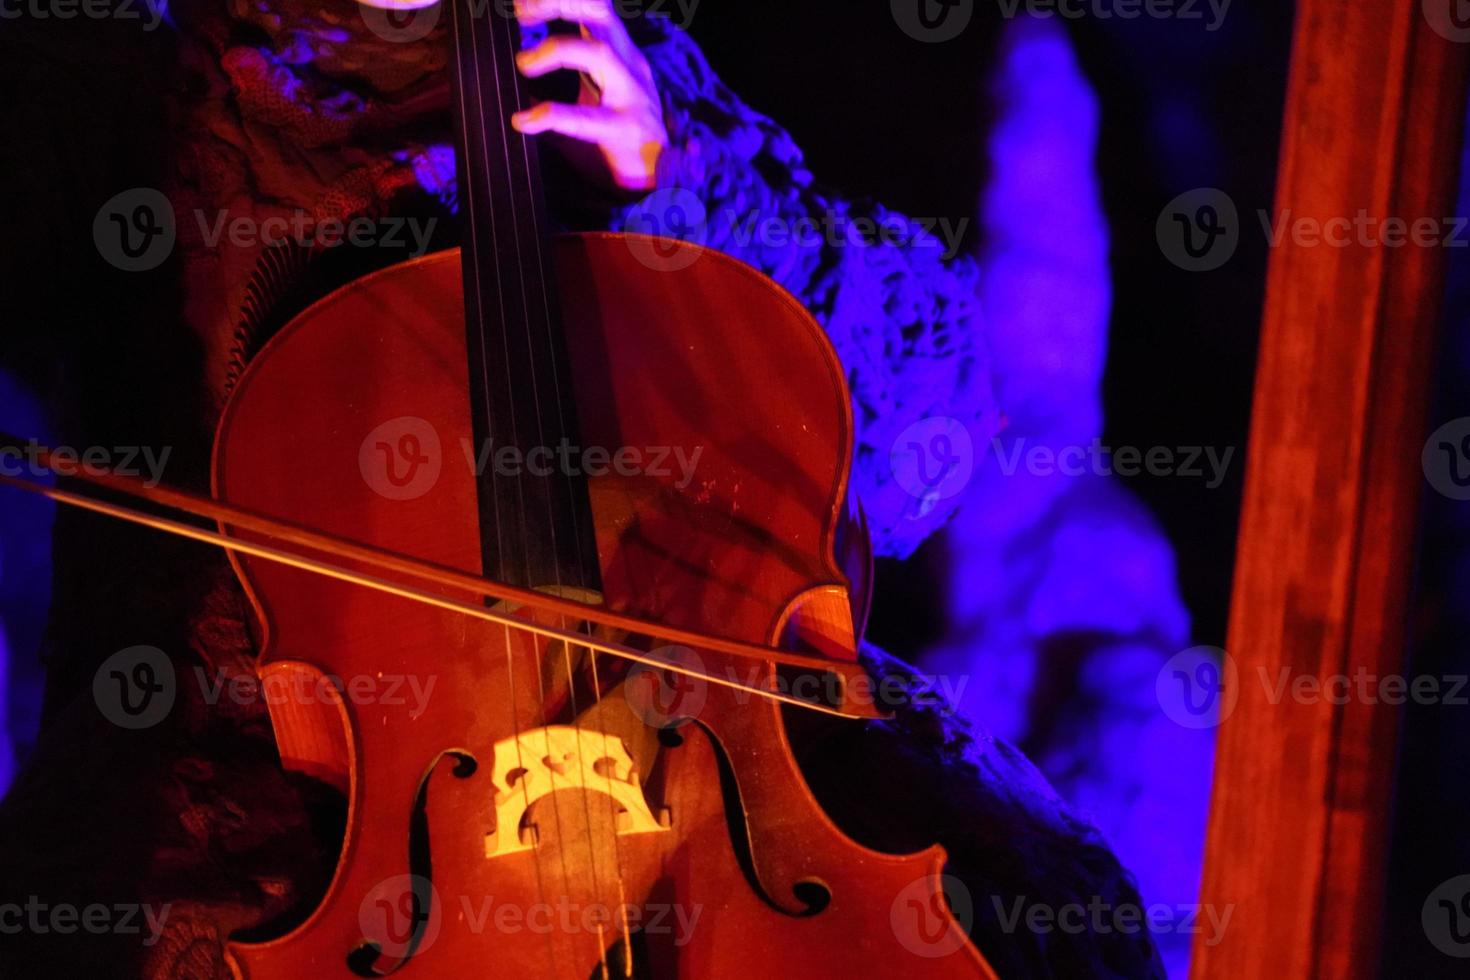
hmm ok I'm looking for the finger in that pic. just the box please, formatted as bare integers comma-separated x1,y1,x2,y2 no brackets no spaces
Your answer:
511,102,628,144
516,37,638,104
514,0,617,29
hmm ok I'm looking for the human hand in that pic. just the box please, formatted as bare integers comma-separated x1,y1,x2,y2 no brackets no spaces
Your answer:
512,0,669,192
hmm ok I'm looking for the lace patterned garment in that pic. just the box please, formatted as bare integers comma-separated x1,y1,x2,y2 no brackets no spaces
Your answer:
169,0,1001,559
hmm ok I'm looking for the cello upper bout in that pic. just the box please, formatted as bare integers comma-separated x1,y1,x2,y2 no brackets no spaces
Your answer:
557,232,860,643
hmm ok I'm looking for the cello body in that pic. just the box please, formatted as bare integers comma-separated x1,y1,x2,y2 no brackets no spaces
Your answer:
215,233,994,978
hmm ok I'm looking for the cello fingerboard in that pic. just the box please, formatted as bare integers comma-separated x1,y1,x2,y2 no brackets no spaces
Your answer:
448,0,602,593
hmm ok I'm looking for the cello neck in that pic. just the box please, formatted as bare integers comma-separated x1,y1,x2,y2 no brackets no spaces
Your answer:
447,0,600,592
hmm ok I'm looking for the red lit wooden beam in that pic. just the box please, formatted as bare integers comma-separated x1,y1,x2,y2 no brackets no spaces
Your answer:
1194,3,1468,977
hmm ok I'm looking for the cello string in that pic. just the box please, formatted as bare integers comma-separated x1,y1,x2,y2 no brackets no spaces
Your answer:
506,1,625,936
457,0,510,588
492,3,614,959
457,0,563,962
585,645,635,974
514,3,592,619
480,0,556,601
479,5,599,957
504,10,635,966
496,10,625,971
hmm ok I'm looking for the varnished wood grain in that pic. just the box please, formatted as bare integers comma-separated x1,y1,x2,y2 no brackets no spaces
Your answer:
213,236,995,978
1193,4,1468,977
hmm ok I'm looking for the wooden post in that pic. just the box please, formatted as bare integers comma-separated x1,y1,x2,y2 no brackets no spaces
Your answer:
1192,2,1468,977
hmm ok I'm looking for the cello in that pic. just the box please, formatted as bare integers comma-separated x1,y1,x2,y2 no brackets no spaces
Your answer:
7,1,999,976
